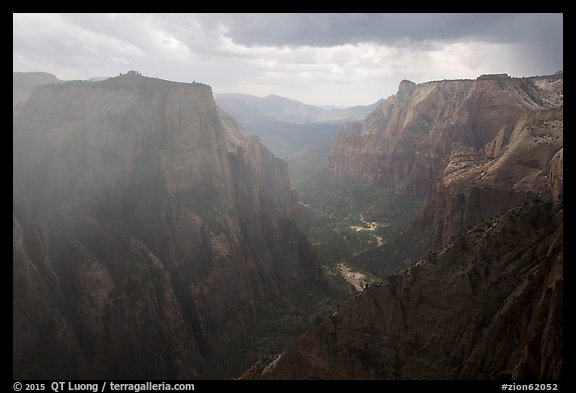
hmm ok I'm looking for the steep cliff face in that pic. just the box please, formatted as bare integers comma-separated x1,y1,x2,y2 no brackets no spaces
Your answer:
244,201,563,380
427,105,562,247
328,75,562,197
328,75,562,253
13,73,324,379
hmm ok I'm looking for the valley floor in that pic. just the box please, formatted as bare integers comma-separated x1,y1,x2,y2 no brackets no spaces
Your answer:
337,262,379,291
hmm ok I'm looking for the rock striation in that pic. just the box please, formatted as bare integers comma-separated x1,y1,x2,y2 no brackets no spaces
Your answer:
328,75,562,196
13,72,324,379
244,200,563,379
328,74,562,253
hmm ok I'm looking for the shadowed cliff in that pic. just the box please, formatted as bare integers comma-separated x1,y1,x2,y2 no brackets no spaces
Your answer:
244,200,562,379
13,72,324,379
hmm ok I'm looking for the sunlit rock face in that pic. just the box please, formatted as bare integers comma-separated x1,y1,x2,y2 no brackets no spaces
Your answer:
13,72,324,379
328,74,562,249
328,75,562,196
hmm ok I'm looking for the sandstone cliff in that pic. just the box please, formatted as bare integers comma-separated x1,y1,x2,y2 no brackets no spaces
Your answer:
13,72,324,379
244,200,563,380
328,75,562,198
328,75,562,262
427,105,562,247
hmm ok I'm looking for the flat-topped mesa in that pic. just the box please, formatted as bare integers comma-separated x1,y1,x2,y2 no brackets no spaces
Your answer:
15,73,228,208
328,74,562,197
477,73,510,80
13,72,323,379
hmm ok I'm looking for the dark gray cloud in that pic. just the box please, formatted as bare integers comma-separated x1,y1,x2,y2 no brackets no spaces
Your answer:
194,13,562,47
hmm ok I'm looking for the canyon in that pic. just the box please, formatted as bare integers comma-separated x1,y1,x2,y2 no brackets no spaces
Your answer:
328,74,563,276
243,73,563,380
244,199,563,379
13,71,563,380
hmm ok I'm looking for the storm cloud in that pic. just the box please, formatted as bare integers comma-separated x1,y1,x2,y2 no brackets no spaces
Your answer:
192,13,558,46
13,13,563,106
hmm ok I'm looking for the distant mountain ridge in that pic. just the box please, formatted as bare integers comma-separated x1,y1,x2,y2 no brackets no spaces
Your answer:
215,92,384,125
13,72,62,114
213,93,385,185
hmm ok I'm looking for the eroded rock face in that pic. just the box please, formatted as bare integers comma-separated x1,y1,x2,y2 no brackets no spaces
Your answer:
328,75,562,198
426,105,563,247
13,73,324,379
328,75,562,253
244,201,563,380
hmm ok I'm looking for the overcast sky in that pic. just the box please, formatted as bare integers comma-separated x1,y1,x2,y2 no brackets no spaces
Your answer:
13,13,563,106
